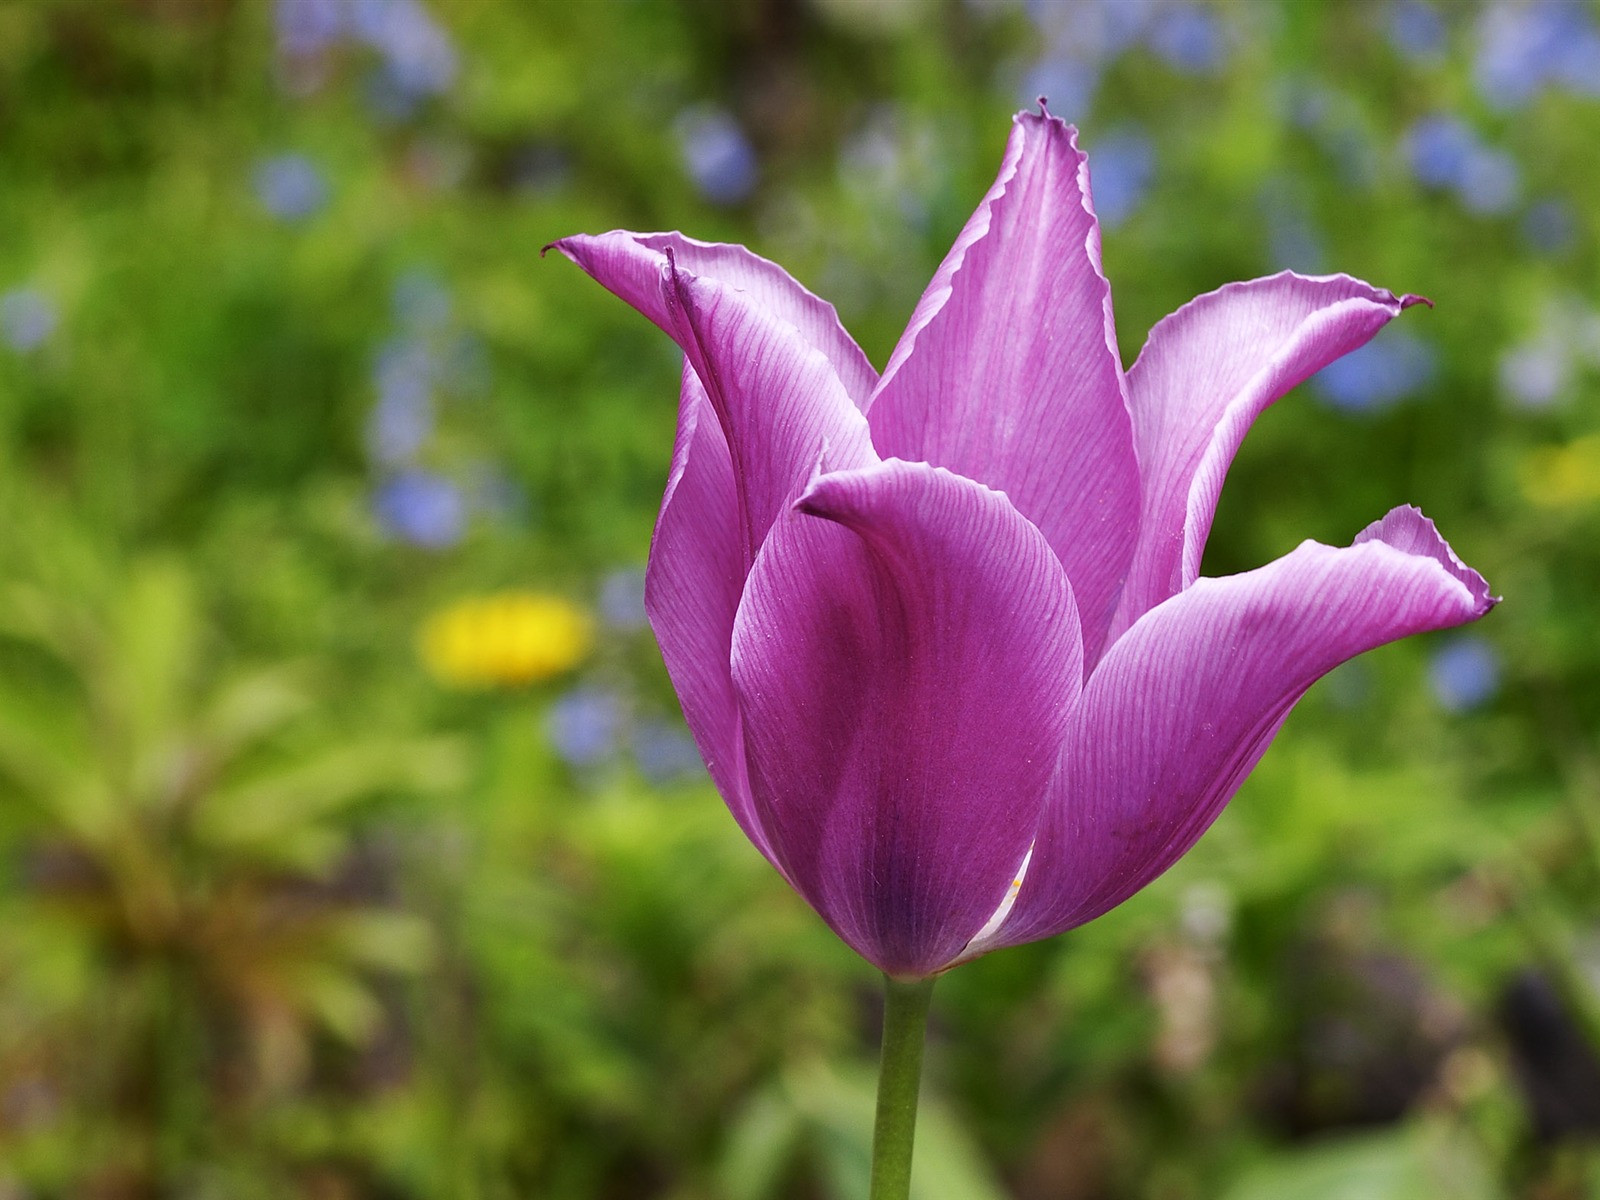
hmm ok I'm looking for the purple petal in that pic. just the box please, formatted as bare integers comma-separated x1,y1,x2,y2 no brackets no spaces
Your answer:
867,111,1140,665
985,507,1496,952
548,231,878,409
731,460,1083,977
645,365,779,866
550,232,877,566
1110,272,1428,642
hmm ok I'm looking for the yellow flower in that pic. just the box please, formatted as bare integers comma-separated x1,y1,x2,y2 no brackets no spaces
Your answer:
419,592,593,689
1518,434,1600,509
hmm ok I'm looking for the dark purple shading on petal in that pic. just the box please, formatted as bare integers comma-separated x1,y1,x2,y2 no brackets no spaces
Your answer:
989,507,1495,951
866,111,1140,666
1111,272,1428,644
551,232,877,567
732,460,1083,977
644,364,779,868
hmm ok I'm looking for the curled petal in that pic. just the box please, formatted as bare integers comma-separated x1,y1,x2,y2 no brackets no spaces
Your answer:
645,365,776,866
549,231,879,408
990,506,1496,950
867,111,1140,664
1111,272,1429,642
731,461,1083,976
551,232,878,565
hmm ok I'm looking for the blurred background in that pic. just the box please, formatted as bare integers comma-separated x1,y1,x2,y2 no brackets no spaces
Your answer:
0,0,1597,1196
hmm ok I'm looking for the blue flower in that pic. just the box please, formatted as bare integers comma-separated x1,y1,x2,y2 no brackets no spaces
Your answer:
274,0,346,59
1267,210,1324,272
1086,129,1154,228
367,337,436,465
631,718,705,785
1497,339,1571,409
598,568,648,632
1312,329,1437,413
1019,56,1100,123
1521,198,1578,255
546,688,625,768
274,0,456,104
1146,4,1229,74
675,105,758,206
373,469,465,547
0,288,57,352
1402,115,1478,189
349,0,457,98
253,153,328,221
1428,637,1501,712
1475,0,1600,109
1455,145,1522,216
1388,0,1447,61
1027,0,1156,65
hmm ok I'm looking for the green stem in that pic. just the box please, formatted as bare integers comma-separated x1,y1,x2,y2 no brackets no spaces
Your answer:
870,974,936,1200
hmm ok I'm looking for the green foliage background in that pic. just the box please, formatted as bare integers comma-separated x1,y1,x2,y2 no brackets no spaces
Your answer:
0,0,1597,1196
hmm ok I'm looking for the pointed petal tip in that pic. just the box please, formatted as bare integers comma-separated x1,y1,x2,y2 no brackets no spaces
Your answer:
1400,293,1433,310
1355,504,1498,615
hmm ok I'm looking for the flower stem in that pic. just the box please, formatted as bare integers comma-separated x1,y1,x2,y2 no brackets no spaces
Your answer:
869,973,936,1200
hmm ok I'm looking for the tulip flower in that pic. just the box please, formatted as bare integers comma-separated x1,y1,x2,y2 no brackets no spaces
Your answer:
550,108,1495,1197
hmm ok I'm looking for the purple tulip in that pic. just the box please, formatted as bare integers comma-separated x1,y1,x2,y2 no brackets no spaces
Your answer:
548,110,1496,979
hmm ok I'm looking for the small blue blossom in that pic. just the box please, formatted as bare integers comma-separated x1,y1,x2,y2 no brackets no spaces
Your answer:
1312,329,1437,414
1456,146,1522,216
546,688,626,768
348,0,458,97
252,153,328,221
1388,0,1447,61
274,0,346,59
1554,24,1600,95
1146,4,1229,74
1497,339,1571,409
631,718,705,785
1019,56,1100,123
1521,198,1578,255
1428,637,1501,712
1474,0,1600,109
598,568,649,632
1402,115,1478,189
274,0,456,104
1086,129,1154,228
1028,0,1155,64
0,288,57,352
675,105,758,206
367,337,436,465
1268,211,1324,272
373,469,465,547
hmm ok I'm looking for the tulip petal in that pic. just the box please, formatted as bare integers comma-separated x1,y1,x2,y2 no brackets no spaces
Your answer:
731,460,1083,977
549,231,879,408
1110,272,1428,642
866,111,1140,663
645,364,777,865
552,232,878,566
987,506,1496,951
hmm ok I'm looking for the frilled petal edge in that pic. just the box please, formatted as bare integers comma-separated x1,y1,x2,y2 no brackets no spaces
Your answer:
731,460,1083,977
983,505,1496,953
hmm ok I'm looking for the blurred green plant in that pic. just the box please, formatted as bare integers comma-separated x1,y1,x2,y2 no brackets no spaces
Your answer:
0,0,1599,1195
0,520,459,1192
